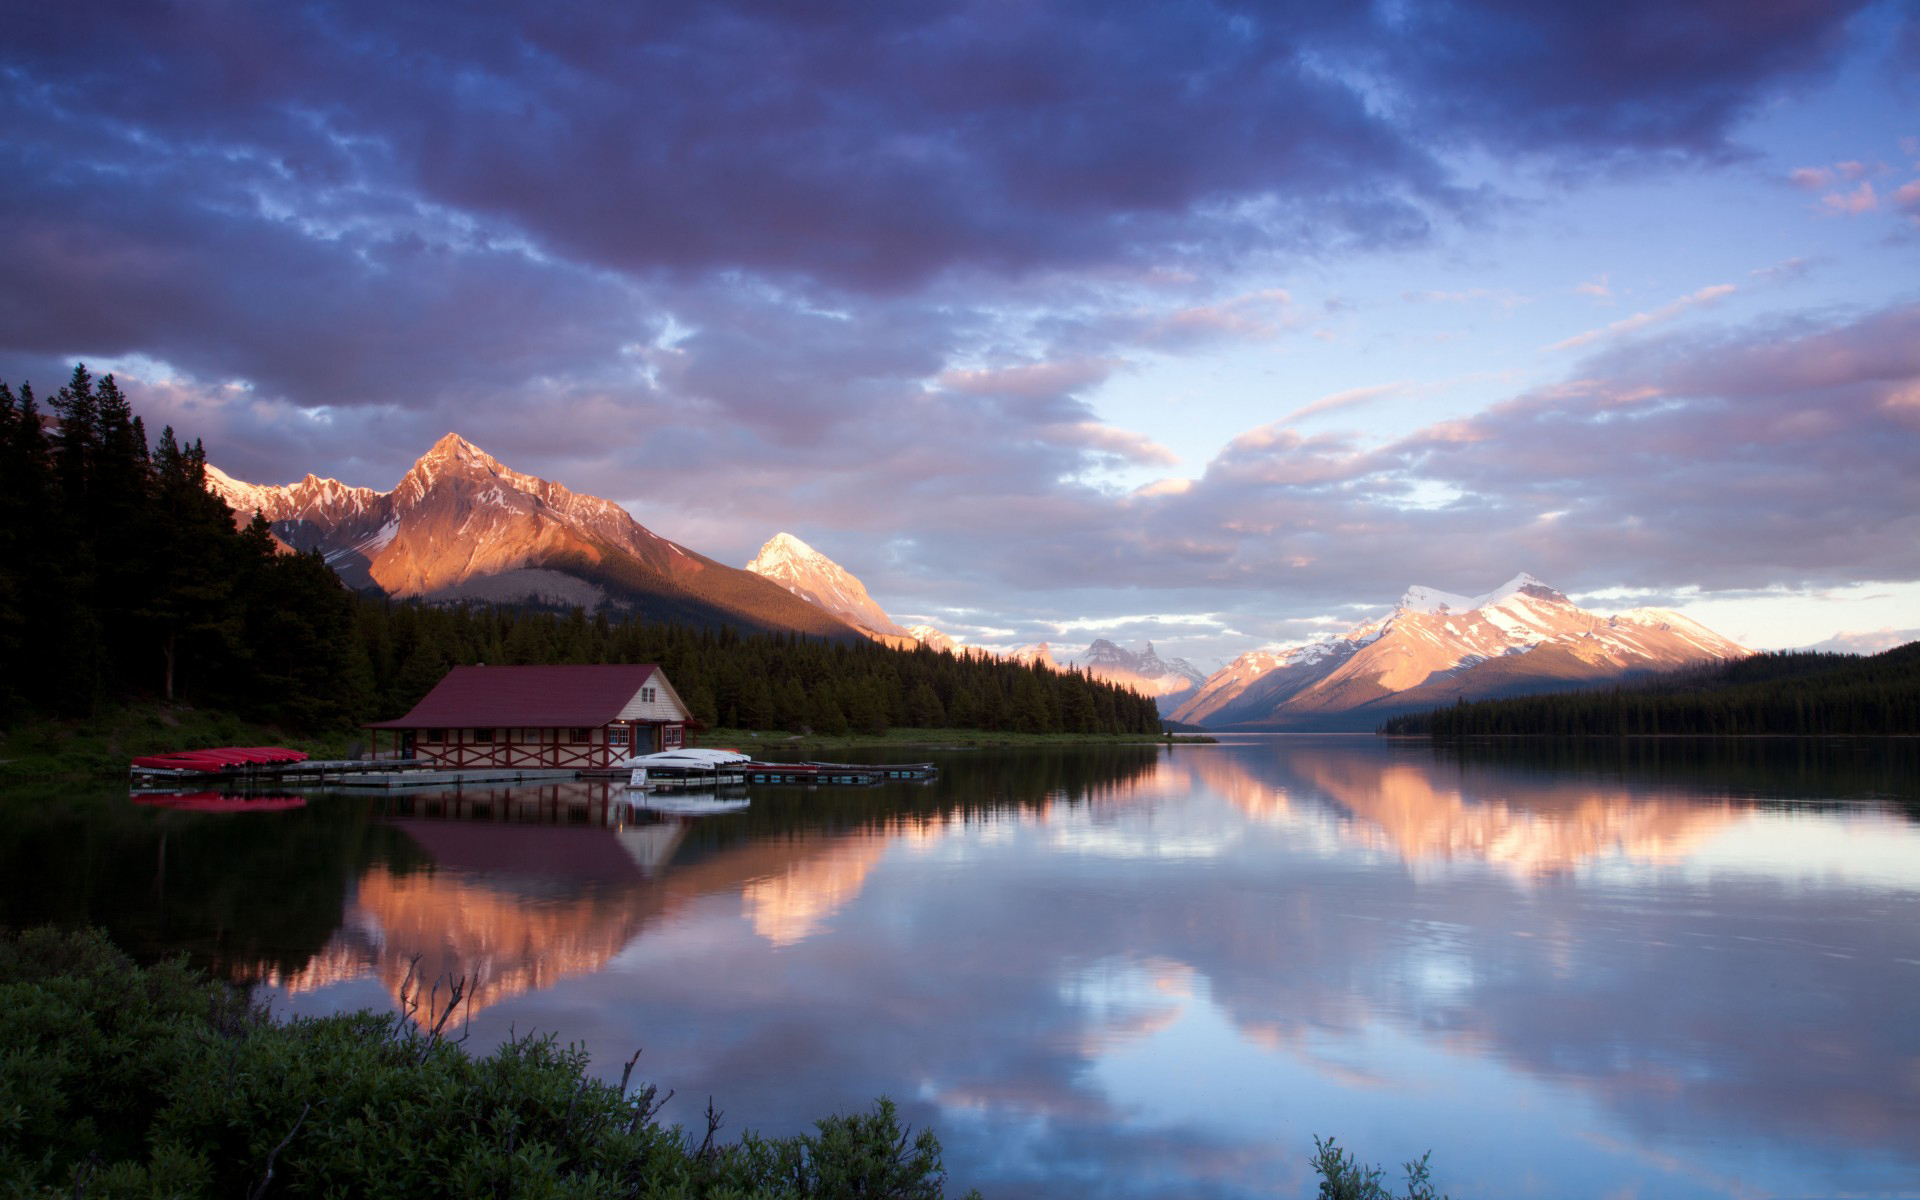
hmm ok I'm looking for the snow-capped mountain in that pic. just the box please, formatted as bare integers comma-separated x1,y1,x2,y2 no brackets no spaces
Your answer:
907,624,958,654
1006,642,1058,668
743,531,964,652
208,434,862,639
1172,572,1749,730
744,533,913,640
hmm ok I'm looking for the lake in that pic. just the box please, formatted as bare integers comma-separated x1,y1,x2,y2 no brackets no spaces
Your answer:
6,735,1918,1198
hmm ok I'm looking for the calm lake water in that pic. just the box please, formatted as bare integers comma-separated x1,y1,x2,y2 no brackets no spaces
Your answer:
6,735,1919,1199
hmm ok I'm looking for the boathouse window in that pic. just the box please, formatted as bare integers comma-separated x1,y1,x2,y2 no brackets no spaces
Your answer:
426,729,444,743
608,726,630,746
663,725,683,748
474,728,494,743
569,727,590,743
640,686,656,704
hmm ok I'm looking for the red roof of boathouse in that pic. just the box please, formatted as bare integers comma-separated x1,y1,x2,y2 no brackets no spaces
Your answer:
366,664,665,730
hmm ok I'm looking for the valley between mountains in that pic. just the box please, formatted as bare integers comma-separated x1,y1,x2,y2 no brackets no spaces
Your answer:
212,433,1750,732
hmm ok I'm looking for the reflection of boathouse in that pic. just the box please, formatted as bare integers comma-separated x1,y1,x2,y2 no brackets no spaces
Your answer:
367,663,696,768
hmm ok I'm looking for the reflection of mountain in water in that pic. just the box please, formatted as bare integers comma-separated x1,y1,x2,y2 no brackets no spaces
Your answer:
1289,751,1740,876
265,783,684,1015
1165,742,1743,875
267,788,969,1013
265,750,1176,1015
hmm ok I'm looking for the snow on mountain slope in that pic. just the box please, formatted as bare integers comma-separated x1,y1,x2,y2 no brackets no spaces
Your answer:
1173,573,1748,730
907,624,958,654
208,435,862,639
745,532,912,639
743,531,971,653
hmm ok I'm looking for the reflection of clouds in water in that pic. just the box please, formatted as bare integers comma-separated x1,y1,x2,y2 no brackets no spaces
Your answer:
259,741,1920,1199
1661,809,1920,892
741,836,890,947
1059,956,1196,1055
1047,824,1240,860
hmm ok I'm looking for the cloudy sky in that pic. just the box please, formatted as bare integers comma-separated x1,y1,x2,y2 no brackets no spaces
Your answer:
5,0,1918,663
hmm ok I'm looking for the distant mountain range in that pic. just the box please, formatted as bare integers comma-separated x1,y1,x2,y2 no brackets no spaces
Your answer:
743,533,1208,708
209,438,1752,724
1172,573,1749,730
207,434,862,640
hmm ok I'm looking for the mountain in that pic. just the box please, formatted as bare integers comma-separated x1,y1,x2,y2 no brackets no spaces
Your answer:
207,433,864,640
906,624,958,654
743,532,914,644
1069,640,1209,712
743,531,969,653
1172,572,1749,730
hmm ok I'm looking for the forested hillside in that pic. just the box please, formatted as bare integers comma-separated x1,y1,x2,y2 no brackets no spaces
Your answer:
0,366,1159,738
1382,644,1920,736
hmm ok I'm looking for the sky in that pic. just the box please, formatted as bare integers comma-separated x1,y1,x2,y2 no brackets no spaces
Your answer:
4,0,1918,665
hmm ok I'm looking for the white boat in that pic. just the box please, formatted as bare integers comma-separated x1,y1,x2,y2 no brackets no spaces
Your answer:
618,747,752,791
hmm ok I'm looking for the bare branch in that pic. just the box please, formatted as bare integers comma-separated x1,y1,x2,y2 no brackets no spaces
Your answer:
246,1102,310,1200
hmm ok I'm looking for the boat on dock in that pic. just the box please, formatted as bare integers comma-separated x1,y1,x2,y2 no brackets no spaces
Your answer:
616,747,751,790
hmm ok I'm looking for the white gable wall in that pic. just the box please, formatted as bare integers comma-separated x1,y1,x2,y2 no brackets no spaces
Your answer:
615,670,693,723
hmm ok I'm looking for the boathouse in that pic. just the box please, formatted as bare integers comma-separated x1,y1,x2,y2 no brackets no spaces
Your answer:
366,664,695,769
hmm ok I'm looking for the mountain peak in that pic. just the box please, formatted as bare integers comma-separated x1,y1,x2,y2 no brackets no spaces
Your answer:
1174,574,1748,730
426,428,487,456
745,532,911,640
1401,572,1565,614
753,531,823,567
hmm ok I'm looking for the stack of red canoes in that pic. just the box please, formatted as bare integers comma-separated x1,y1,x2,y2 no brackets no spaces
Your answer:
129,746,310,771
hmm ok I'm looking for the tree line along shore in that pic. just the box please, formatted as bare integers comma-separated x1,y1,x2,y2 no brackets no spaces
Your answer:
1380,642,1920,737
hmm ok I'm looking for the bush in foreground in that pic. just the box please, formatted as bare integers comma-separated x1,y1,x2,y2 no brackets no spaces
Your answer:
0,927,974,1199
1310,1135,1449,1200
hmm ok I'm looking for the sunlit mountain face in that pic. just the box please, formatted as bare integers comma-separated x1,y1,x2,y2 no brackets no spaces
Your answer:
1174,573,1749,729
206,436,862,638
743,531,924,648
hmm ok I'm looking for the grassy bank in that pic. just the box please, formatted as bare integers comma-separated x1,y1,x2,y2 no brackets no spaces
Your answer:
698,726,1214,753
0,704,361,782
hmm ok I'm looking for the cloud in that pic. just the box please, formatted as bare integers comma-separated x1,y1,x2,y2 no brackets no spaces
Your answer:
1798,628,1920,653
1546,284,1737,352
1821,180,1881,214
1,0,1906,659
970,300,1920,648
1278,383,1406,425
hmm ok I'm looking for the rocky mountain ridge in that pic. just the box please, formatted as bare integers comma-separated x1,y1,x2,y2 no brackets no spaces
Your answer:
208,443,1753,720
208,434,863,640
1172,572,1749,730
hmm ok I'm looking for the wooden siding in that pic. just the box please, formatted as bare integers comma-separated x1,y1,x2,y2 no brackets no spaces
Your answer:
615,677,692,723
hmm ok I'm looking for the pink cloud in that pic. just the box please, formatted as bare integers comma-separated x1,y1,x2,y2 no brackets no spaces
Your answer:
1279,383,1407,425
1820,181,1880,214
1547,284,1737,352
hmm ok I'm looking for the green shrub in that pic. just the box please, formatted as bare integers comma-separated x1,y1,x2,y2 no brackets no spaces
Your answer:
1311,1135,1449,1200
